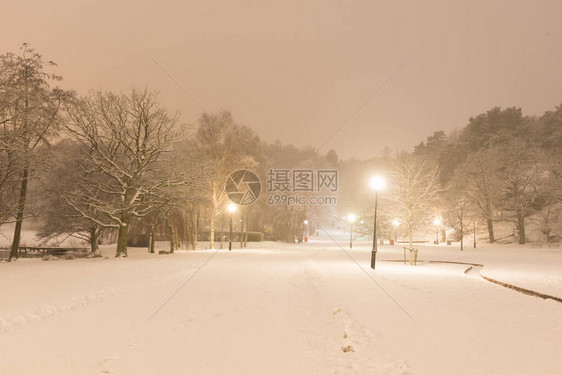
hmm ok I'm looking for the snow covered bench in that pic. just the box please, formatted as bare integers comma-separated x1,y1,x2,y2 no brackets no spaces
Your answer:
530,243,543,248
547,243,560,248
17,246,87,257
403,247,419,266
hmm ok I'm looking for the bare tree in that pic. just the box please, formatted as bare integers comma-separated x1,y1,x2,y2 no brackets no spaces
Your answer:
0,122,21,224
0,43,72,260
539,154,562,242
442,188,475,250
495,140,547,244
390,157,442,253
64,88,182,257
449,148,502,243
195,111,258,249
35,139,105,256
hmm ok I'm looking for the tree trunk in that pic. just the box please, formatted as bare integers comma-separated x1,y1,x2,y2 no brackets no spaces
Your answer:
240,213,243,248
186,217,195,250
148,224,155,253
486,218,495,243
115,223,129,257
209,214,215,249
460,213,464,251
484,195,495,243
90,227,101,256
517,213,526,244
194,203,200,245
408,229,414,265
168,221,175,253
9,165,29,260
148,232,154,253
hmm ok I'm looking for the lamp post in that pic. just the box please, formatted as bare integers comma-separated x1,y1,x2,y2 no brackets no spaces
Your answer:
434,218,441,245
369,176,386,269
347,213,357,249
392,219,400,243
227,203,237,251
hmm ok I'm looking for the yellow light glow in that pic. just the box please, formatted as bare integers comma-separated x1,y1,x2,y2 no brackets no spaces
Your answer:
369,175,386,191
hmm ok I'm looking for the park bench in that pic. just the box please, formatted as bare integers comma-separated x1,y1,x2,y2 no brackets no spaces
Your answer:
17,246,87,257
547,243,560,249
403,247,419,266
530,243,543,248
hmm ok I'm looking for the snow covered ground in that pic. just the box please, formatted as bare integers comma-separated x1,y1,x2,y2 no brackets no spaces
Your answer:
1,233,561,374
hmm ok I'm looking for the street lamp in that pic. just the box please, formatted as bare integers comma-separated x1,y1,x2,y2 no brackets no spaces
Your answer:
433,218,441,245
347,213,357,249
227,203,237,251
392,219,400,243
369,175,386,269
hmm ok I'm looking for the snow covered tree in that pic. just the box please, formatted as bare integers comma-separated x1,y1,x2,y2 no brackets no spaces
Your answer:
390,157,442,251
460,107,529,151
442,183,476,250
0,116,21,225
64,88,182,257
0,44,72,260
35,139,105,256
537,103,562,152
450,147,502,243
195,111,260,249
495,140,547,244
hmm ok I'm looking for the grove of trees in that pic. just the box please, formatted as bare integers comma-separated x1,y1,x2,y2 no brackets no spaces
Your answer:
1,44,562,262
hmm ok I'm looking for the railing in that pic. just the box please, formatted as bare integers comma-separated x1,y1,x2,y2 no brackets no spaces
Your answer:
403,247,419,266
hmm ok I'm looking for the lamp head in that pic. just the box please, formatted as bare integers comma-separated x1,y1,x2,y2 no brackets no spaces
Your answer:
227,203,238,213
347,213,357,223
369,175,386,191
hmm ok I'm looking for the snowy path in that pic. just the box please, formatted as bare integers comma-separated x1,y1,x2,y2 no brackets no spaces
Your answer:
1,239,561,374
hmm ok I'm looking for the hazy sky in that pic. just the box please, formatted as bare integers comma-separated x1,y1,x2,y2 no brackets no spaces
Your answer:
2,0,561,159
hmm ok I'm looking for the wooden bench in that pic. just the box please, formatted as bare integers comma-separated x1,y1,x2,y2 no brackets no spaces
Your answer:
17,246,88,257
403,247,419,266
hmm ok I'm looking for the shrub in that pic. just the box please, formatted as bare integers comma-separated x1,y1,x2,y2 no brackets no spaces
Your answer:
42,254,59,261
246,232,264,242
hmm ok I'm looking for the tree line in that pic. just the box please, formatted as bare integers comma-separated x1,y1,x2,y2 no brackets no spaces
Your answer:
338,107,562,248
417,105,562,245
0,44,339,259
2,44,561,261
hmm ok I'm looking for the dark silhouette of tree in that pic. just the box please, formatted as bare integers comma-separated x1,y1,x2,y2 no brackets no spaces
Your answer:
0,44,72,260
